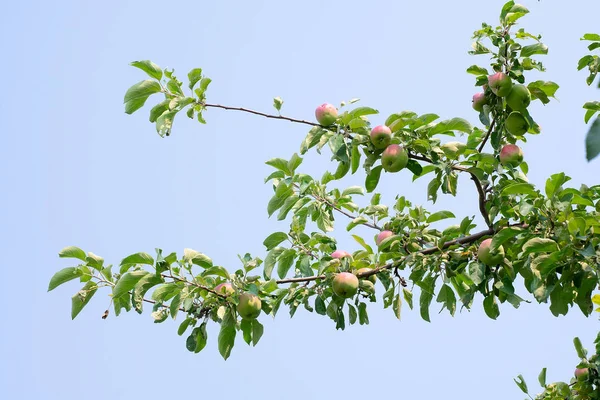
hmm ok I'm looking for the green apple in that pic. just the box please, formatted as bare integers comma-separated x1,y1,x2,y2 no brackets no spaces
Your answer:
370,125,392,149
499,144,524,167
477,238,505,265
506,84,531,111
214,282,235,296
505,111,530,136
356,267,377,284
315,103,338,126
488,72,513,97
381,144,408,172
472,92,487,111
332,272,359,298
237,292,262,320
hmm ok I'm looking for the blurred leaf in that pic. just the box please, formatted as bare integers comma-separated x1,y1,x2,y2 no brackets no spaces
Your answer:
586,117,600,161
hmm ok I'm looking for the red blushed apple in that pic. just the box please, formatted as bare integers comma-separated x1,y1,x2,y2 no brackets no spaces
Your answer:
488,72,513,97
499,144,524,167
331,250,351,259
332,272,359,298
370,125,392,149
381,144,408,172
237,292,262,320
214,282,235,296
376,230,393,246
315,103,338,126
506,84,531,111
477,238,505,265
574,368,589,380
505,111,529,136
472,92,487,112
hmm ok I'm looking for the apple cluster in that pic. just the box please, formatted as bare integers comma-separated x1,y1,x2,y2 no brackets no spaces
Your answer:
473,72,529,168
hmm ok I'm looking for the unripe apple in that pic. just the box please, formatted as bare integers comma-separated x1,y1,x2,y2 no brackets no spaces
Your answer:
370,125,392,149
574,368,589,381
356,267,377,284
214,282,235,296
441,141,466,159
505,111,530,136
488,72,513,97
472,92,487,112
381,144,408,172
315,103,338,126
506,84,531,111
499,144,524,167
477,238,505,265
359,279,375,294
237,292,262,320
331,250,351,259
332,272,359,298
376,230,394,246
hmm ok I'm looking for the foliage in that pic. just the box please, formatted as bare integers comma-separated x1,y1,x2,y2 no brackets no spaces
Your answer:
579,33,600,161
49,2,599,397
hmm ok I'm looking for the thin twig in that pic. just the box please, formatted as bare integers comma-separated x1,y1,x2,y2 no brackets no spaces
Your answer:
477,117,497,153
202,103,323,128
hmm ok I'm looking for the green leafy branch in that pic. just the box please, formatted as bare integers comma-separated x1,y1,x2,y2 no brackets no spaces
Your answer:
578,33,600,161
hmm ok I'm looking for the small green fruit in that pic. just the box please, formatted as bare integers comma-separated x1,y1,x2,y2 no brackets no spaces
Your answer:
488,72,513,97
505,84,531,111
237,292,262,320
477,238,505,265
499,144,524,167
505,112,530,136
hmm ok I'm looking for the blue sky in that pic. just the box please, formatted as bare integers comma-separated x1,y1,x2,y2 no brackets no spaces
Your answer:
1,1,599,398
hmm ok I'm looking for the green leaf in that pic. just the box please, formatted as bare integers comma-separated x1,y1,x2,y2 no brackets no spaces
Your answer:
358,302,369,325
349,106,378,118
490,227,522,252
267,181,294,217
120,252,154,267
130,60,162,80
573,337,587,358
514,375,529,394
418,276,435,322
436,284,456,316
71,281,98,319
48,267,83,291
263,232,288,251
342,186,364,196
124,80,161,114
365,166,383,193
273,96,284,112
183,248,213,269
466,65,489,75
538,368,546,387
520,43,548,58
188,68,202,90
58,246,87,261
218,312,236,360
351,144,361,173
427,177,441,203
252,319,264,346
277,249,296,279
501,183,537,197
522,238,559,256
393,293,402,320
149,100,170,122
287,153,302,174
427,211,455,223
178,318,194,336
403,288,413,309
545,172,570,198
347,216,368,232
315,296,326,315
201,266,230,280
265,158,291,175
264,247,284,280
582,33,600,41
527,81,559,105
194,323,208,353
586,117,600,161
429,118,472,135
113,270,151,299
240,318,252,345
151,283,181,302
483,294,500,320
155,110,176,137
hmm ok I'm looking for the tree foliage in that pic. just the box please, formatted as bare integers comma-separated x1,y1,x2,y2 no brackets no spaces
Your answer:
49,2,599,398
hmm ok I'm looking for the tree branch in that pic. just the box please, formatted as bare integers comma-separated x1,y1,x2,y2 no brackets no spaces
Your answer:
275,224,526,284
477,117,497,153
202,103,323,128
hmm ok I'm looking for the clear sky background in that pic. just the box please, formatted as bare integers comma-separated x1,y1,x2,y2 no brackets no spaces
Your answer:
1,1,599,399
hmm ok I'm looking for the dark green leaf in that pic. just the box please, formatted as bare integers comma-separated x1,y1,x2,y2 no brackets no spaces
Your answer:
538,368,546,387
483,294,500,320
427,210,455,223
263,232,288,251
218,312,236,360
120,252,154,267
71,281,98,319
365,166,383,193
514,375,529,394
277,249,296,279
252,319,264,346
113,270,151,299
586,117,600,161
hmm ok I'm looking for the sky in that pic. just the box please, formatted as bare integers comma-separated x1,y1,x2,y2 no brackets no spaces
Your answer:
1,0,599,399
